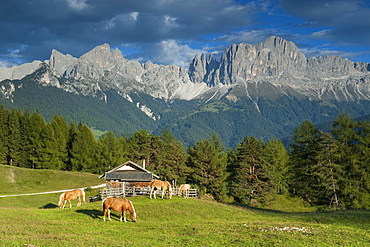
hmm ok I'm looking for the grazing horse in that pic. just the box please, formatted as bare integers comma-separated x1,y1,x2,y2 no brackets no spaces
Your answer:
102,197,137,222
178,184,191,198
149,179,172,199
58,189,85,209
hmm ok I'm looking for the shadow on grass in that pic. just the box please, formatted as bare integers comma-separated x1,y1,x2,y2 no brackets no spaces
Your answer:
76,209,102,220
39,203,59,209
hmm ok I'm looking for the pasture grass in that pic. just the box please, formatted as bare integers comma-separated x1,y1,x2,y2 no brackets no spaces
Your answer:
0,165,369,246
0,196,369,246
0,164,103,195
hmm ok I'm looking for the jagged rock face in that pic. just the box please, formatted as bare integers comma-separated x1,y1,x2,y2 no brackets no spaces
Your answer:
187,36,370,101
0,60,43,82
1,36,370,102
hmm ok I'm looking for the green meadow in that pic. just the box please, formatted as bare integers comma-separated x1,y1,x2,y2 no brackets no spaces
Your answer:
0,165,369,246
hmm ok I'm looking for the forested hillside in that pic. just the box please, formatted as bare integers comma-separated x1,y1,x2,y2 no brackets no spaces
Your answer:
3,66,370,148
1,105,370,209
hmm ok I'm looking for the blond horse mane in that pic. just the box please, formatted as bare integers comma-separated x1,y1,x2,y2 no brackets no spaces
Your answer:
58,192,66,207
128,200,136,219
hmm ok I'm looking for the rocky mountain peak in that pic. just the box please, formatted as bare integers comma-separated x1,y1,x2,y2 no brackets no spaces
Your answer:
188,35,309,86
48,49,78,76
2,36,370,103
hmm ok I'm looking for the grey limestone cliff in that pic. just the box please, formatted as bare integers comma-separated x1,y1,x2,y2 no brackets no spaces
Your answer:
1,36,370,102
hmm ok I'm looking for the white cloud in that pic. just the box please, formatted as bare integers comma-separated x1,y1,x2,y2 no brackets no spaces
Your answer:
149,40,205,68
65,0,88,10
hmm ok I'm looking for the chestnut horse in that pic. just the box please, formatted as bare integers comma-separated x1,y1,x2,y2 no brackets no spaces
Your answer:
178,184,191,198
149,179,172,199
102,197,137,222
58,189,85,209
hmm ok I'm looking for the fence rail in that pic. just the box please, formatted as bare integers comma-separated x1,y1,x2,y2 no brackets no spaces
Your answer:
100,186,199,200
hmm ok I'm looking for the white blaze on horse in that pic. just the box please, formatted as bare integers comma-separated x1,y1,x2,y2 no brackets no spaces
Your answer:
58,189,86,209
178,184,191,198
149,179,172,199
102,197,137,222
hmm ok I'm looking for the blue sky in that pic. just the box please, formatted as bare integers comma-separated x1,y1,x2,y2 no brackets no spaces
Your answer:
1,0,370,68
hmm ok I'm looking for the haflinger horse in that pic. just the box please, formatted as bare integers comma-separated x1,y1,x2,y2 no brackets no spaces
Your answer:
102,197,137,222
149,179,172,199
178,184,191,198
58,189,86,209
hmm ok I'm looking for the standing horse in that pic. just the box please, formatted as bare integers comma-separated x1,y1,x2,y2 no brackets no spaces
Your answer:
149,179,172,199
58,189,85,209
178,184,191,198
102,197,137,222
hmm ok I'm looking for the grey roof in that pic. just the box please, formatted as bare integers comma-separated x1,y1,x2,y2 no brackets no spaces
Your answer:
105,171,154,181
99,160,159,180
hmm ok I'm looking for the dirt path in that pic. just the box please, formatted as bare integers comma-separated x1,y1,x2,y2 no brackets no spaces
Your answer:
0,184,106,198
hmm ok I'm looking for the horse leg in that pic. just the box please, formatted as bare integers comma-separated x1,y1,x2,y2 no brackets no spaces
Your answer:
62,200,66,209
153,189,157,199
77,197,81,207
107,209,112,221
121,209,127,222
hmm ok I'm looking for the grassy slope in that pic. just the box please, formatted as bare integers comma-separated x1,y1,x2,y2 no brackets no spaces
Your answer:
0,165,369,246
0,165,103,194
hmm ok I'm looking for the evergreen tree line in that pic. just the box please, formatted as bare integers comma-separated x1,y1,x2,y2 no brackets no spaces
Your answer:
1,105,369,209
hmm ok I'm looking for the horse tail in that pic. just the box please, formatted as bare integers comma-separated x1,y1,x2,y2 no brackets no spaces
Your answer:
102,198,107,211
58,192,65,208
167,181,173,192
81,189,86,203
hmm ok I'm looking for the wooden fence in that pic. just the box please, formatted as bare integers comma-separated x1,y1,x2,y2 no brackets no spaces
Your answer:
99,186,199,200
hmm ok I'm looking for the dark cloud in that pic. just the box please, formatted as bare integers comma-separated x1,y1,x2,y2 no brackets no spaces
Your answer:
1,0,370,67
0,0,264,66
280,0,370,45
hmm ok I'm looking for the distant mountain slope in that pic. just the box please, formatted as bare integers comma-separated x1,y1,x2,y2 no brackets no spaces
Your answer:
1,36,370,147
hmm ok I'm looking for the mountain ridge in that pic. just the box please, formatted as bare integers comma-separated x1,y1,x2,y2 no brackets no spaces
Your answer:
2,36,370,147
2,36,370,103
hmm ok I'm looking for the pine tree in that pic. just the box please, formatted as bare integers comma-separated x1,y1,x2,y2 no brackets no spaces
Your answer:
230,136,268,205
333,114,370,209
311,132,343,208
38,123,58,169
7,108,23,167
289,120,321,206
0,106,10,165
65,122,80,171
187,135,228,202
128,129,161,170
154,129,189,184
25,111,47,169
263,138,290,194
50,115,69,170
69,124,96,172
95,131,126,174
